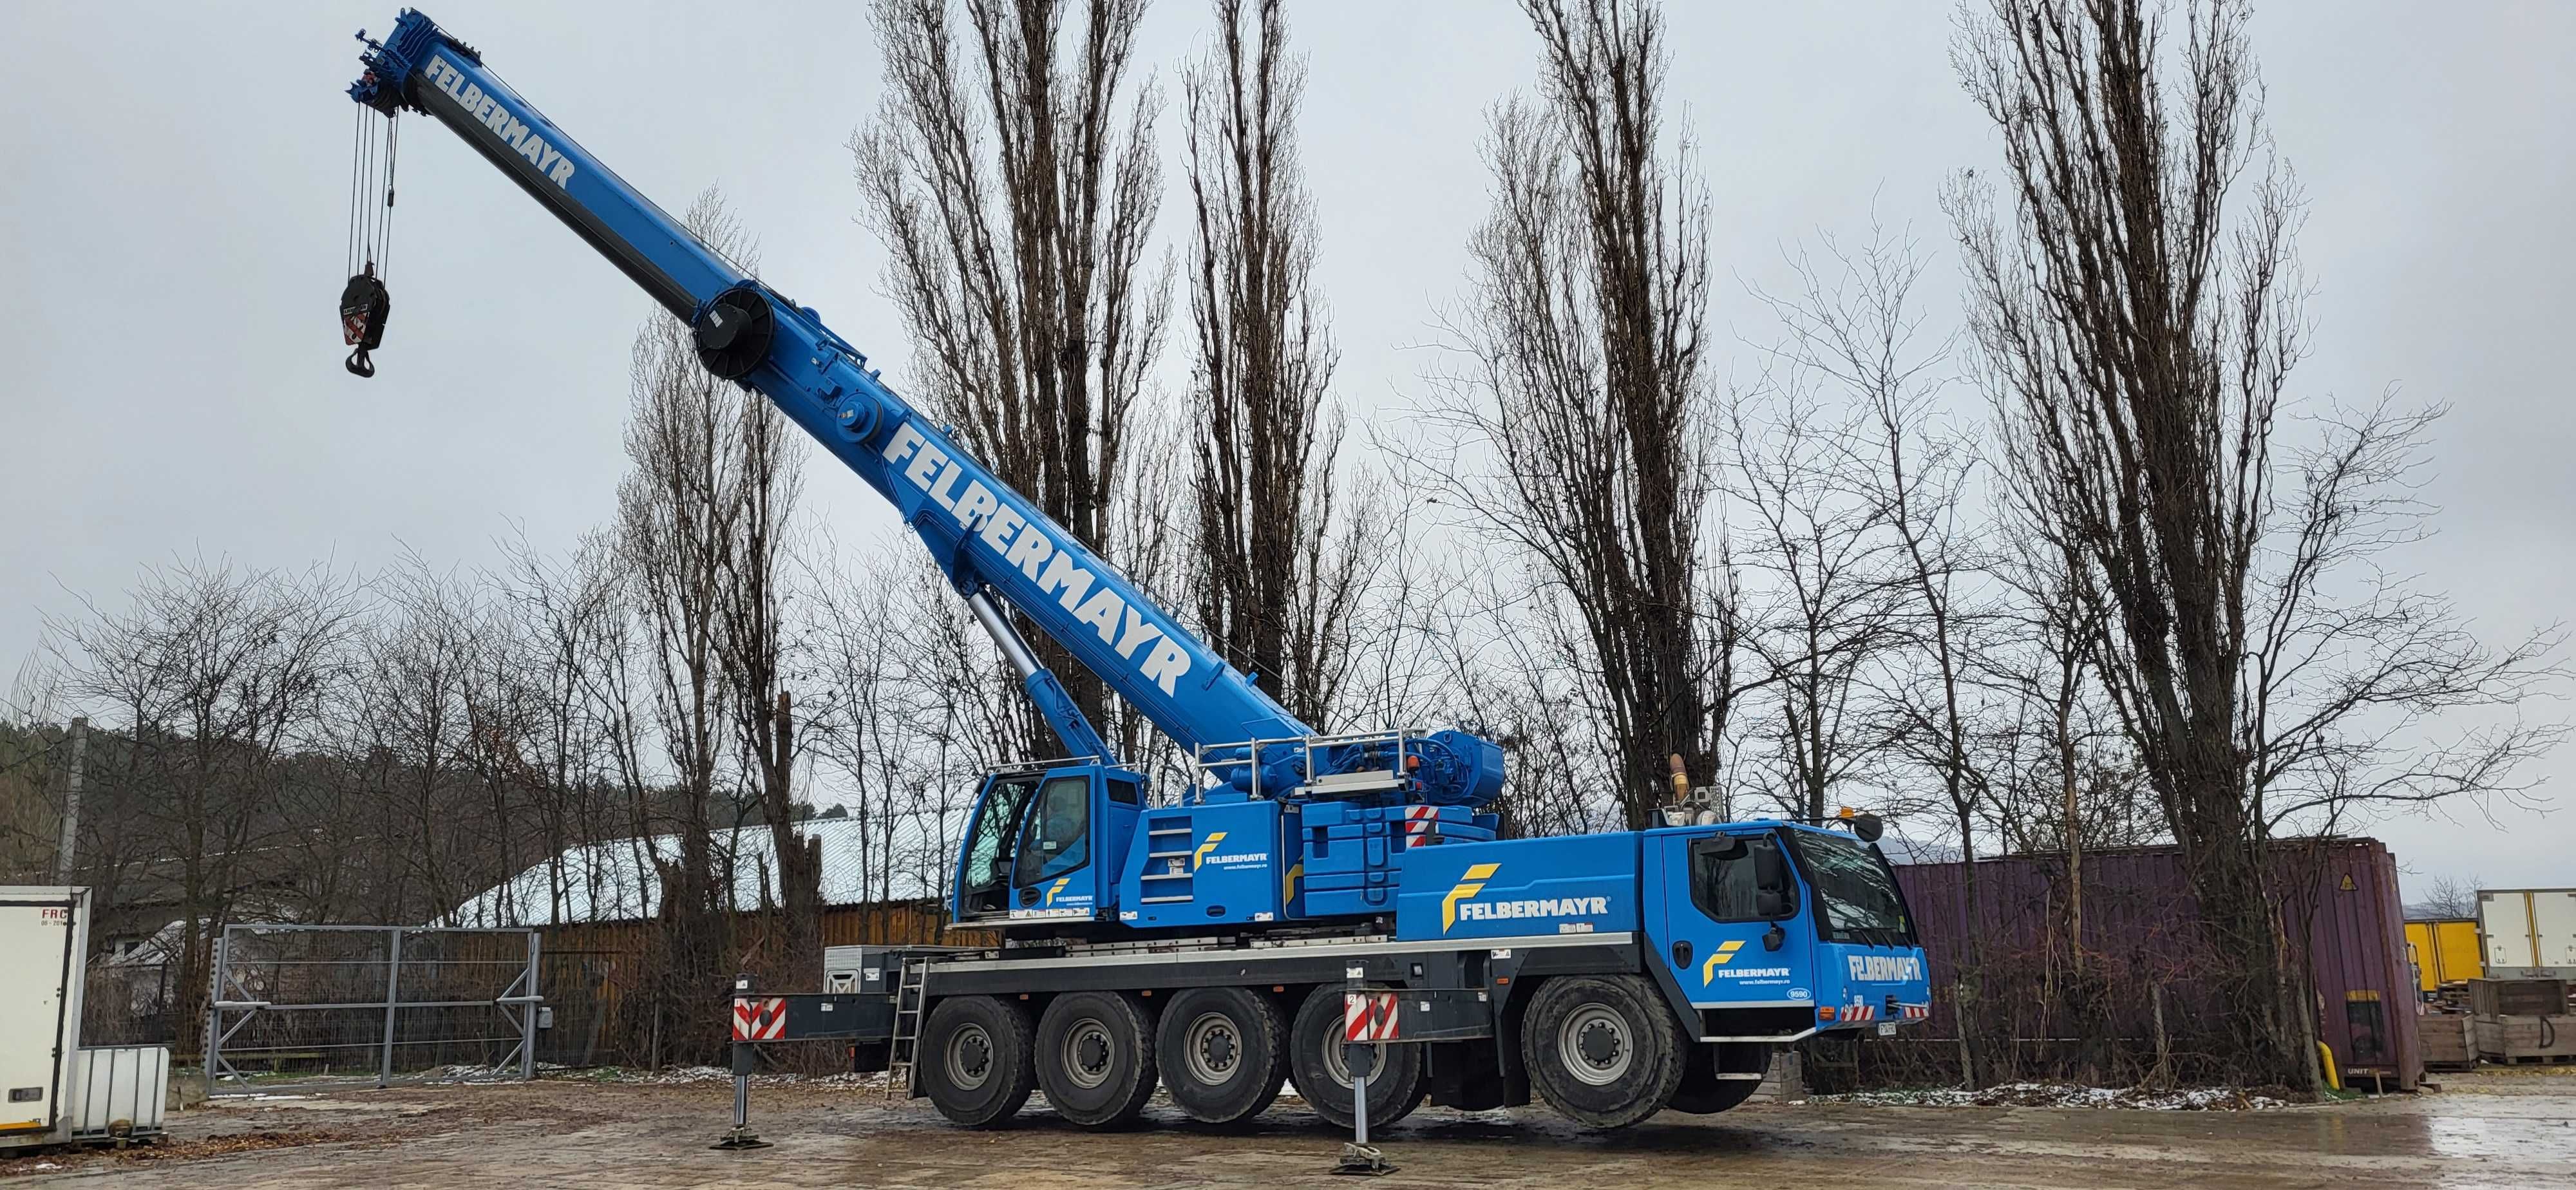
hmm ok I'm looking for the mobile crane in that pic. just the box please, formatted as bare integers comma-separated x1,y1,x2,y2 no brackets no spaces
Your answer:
341,9,1931,1133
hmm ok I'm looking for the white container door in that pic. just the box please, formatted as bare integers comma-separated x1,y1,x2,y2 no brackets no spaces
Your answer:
0,896,77,1135
2536,891,2576,973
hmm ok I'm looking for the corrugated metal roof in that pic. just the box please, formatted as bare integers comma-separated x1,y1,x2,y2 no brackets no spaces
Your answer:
444,811,966,927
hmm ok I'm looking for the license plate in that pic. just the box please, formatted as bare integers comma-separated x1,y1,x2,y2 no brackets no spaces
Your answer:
1876,1022,1897,1037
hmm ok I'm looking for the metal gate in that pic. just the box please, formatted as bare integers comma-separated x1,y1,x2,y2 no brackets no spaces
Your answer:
205,925,542,1094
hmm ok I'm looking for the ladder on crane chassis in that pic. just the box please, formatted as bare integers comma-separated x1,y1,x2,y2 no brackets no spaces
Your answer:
884,955,929,1100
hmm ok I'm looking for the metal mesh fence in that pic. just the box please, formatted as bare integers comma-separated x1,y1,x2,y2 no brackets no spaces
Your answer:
205,924,540,1093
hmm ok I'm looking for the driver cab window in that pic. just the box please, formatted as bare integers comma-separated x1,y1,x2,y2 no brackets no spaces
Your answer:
963,776,1037,892
1691,832,1797,922
1013,775,1093,885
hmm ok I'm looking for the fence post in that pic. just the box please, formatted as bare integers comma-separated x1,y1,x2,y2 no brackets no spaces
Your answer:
378,928,404,1090
520,930,542,1080
205,927,229,1099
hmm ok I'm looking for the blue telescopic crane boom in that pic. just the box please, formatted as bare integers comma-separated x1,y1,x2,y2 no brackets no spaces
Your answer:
346,11,1502,804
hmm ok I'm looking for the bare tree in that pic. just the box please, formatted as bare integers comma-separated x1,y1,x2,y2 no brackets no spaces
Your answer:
1180,0,1379,726
1953,0,2561,1087
799,529,1017,904
2414,873,2481,920
487,529,641,925
1421,0,1728,828
48,558,360,1042
1763,226,2016,1081
707,317,817,968
347,552,489,919
615,191,772,1061
855,0,1172,750
1724,378,1897,823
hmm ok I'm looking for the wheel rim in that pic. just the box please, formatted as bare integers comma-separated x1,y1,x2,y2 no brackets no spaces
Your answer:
1558,1003,1633,1086
1063,1019,1115,1090
945,1023,994,1091
1320,1027,1354,1088
1184,1011,1241,1086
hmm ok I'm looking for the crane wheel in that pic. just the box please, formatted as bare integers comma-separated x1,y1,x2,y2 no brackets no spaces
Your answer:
1521,974,1686,1129
920,996,1037,1128
1157,987,1289,1126
1287,985,1424,1131
1667,1041,1770,1115
1034,991,1160,1129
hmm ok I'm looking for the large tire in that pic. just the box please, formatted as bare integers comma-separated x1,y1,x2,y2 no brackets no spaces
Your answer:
1157,987,1289,1126
1668,1041,1770,1115
920,995,1037,1128
1520,974,1687,1129
1034,991,1159,1128
1287,985,1424,1131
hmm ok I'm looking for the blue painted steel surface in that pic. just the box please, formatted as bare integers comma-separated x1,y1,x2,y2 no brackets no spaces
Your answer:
1115,800,1292,928
1394,834,1642,941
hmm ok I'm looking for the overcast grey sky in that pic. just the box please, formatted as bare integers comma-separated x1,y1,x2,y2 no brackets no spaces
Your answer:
3,2,2569,892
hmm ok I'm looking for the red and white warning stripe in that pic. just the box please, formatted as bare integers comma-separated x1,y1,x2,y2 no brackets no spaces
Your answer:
1900,1003,1930,1021
1344,991,1401,1042
1846,1003,1877,1022
1404,806,1438,838
732,996,787,1041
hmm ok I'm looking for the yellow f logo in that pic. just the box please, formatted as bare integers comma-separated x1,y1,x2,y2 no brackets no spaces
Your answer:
1045,876,1070,906
1700,940,1745,985
1441,864,1502,932
1192,831,1228,870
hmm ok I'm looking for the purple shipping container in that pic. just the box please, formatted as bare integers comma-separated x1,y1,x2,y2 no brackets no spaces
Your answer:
1892,836,2421,1091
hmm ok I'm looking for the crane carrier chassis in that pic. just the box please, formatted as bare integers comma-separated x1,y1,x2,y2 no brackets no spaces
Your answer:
741,811,1928,1132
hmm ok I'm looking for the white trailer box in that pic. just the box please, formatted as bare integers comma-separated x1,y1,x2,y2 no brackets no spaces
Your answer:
0,887,89,1149
2479,888,2576,979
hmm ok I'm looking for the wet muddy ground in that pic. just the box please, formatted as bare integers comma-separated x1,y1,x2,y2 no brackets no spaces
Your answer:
4,1069,2570,1188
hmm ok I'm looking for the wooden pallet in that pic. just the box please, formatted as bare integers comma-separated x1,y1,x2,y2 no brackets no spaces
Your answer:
2485,1051,2576,1066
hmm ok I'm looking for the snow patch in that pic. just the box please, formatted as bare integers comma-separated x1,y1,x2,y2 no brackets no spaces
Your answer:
1815,1082,2287,1111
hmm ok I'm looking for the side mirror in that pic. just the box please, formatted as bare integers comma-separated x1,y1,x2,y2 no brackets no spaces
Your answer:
1752,844,1788,894
1752,843,1792,918
1850,813,1884,844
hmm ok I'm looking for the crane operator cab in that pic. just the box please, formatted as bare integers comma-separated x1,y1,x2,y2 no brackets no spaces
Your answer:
952,761,1144,926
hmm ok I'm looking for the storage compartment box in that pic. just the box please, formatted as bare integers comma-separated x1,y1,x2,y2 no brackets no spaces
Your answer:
2468,977,2570,1017
65,1046,167,1140
2474,1015,2576,1064
2419,1013,2477,1068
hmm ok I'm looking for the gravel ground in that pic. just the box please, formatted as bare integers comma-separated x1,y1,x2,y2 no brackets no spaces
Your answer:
3,1068,2570,1188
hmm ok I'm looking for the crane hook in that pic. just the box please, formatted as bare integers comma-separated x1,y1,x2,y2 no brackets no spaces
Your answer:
340,265,390,378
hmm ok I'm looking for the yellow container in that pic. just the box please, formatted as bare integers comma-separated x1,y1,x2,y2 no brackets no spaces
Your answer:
2405,918,2484,992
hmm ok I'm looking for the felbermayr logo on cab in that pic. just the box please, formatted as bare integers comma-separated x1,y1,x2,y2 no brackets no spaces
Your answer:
1848,954,1923,981
1439,863,1609,932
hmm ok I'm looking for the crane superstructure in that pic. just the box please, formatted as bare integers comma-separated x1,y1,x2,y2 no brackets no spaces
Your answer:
342,9,1927,1135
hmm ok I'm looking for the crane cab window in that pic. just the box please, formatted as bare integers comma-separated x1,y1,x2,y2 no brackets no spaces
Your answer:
1690,832,1797,922
963,775,1040,895
1013,775,1094,885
